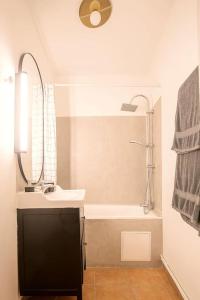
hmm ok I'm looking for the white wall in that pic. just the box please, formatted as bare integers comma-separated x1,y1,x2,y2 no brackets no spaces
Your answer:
55,85,161,117
28,0,174,80
152,0,200,299
0,1,53,299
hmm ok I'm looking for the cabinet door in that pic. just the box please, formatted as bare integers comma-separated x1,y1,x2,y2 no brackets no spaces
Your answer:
18,208,81,293
80,216,86,283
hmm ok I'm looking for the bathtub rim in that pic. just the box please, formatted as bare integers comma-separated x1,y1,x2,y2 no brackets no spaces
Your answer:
84,204,162,220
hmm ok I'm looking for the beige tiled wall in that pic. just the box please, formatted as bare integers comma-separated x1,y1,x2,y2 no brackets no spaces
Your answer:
153,99,162,214
85,219,162,267
57,116,147,205
56,107,162,209
56,118,71,189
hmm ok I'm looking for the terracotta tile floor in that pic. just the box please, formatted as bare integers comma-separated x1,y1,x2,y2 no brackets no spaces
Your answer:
27,267,183,300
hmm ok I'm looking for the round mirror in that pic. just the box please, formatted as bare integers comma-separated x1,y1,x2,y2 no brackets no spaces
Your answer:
17,53,44,185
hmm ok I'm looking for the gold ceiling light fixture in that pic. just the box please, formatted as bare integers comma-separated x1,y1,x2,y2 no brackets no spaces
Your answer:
79,0,112,28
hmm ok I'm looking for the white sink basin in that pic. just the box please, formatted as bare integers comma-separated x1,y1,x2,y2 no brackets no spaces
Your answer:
17,185,86,209
45,186,85,201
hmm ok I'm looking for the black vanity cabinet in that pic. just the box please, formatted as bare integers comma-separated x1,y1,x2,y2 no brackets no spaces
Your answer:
17,207,86,300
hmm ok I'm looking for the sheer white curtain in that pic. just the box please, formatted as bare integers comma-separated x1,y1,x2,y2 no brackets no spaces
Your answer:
44,84,57,183
32,84,57,184
32,85,43,183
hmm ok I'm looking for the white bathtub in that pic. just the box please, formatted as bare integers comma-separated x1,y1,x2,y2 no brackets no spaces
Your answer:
84,204,161,220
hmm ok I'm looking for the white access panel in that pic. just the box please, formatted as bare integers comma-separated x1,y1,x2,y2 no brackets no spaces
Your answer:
121,231,151,261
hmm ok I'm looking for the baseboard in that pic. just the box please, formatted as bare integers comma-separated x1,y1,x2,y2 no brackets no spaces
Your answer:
161,255,189,300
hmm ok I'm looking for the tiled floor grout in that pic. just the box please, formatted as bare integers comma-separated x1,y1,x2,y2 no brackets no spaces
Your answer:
27,267,183,300
93,270,96,300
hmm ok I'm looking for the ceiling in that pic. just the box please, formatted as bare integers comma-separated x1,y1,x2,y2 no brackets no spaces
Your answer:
28,0,174,81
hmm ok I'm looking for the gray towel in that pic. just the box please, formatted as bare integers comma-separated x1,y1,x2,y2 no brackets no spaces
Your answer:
173,151,200,230
172,66,200,233
172,67,200,154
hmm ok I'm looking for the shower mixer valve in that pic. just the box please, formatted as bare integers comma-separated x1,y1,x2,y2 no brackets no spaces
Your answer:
129,140,154,148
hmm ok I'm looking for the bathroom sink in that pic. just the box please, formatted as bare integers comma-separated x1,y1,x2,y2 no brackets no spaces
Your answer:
17,185,86,209
45,186,85,201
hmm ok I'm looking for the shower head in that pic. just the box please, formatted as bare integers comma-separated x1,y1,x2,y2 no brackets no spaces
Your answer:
121,94,152,113
121,103,138,112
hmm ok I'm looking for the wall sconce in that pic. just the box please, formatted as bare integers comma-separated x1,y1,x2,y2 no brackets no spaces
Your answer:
14,71,28,153
79,0,112,28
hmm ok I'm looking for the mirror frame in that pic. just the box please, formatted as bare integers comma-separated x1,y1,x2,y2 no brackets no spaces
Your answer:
17,52,45,185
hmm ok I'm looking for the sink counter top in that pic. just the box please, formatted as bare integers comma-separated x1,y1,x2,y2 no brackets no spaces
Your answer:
17,186,86,209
